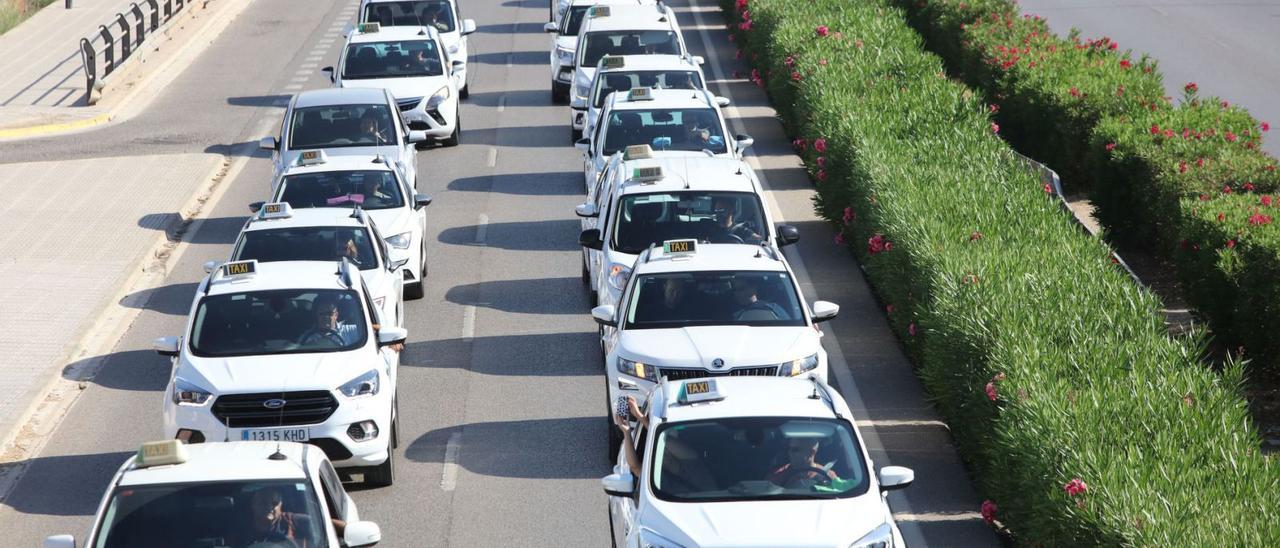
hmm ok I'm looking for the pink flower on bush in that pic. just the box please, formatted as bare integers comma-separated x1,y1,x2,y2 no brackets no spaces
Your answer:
1263,122,1271,132
1223,185,1234,194
885,304,894,314
791,71,802,82
792,138,808,152
817,156,826,168
1163,129,1174,138
991,122,1000,134
1043,183,1053,194
1196,157,1205,167
984,382,998,401
1227,239,1237,249
815,25,830,38
1119,59,1132,69
739,20,753,31
1184,82,1198,94
989,103,999,113
1243,182,1256,192
867,233,890,255
819,58,828,66
1263,195,1274,207
1249,213,1273,226
1226,131,1239,142
816,169,828,182
1105,142,1116,151
842,206,854,224
1068,86,1081,98
981,500,998,524
908,323,917,336
1149,124,1160,135
734,0,748,11
970,231,983,241
814,138,828,153
784,55,795,67
1064,478,1088,497
734,49,742,60
1221,100,1230,108
833,233,845,245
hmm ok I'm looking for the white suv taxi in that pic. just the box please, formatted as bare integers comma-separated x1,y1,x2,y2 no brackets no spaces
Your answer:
230,202,405,326
576,87,749,191
358,0,476,97
154,259,407,487
44,440,382,548
577,147,797,307
331,23,462,147
573,53,708,143
592,241,838,454
603,377,914,548
260,151,432,300
571,3,687,118
544,0,658,105
261,87,425,187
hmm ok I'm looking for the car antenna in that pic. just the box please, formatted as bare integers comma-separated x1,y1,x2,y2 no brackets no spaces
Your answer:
269,444,288,461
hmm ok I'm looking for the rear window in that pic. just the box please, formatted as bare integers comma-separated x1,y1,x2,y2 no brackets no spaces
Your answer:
279,170,404,210
594,70,702,107
580,31,679,68
234,227,380,271
363,0,456,32
288,104,396,149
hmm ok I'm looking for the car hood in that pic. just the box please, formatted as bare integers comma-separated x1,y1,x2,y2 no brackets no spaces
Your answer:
618,326,817,370
576,66,596,93
179,351,367,394
340,75,451,102
367,206,415,235
643,495,889,548
283,145,402,169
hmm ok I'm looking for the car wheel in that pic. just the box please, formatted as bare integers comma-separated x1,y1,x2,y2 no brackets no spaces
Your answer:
442,117,461,147
365,447,395,487
552,82,570,104
571,127,582,143
420,237,429,279
392,400,401,449
460,80,470,100
607,417,622,463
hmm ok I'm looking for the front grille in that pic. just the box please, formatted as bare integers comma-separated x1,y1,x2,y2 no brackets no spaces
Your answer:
212,391,338,428
397,97,423,111
658,366,779,381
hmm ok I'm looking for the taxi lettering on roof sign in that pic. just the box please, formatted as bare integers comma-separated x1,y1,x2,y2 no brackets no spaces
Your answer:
677,379,724,405
590,5,610,17
358,22,381,33
601,56,625,69
662,239,697,256
627,87,652,101
136,440,188,468
259,202,292,220
631,165,663,182
298,150,327,166
222,260,258,278
623,144,653,161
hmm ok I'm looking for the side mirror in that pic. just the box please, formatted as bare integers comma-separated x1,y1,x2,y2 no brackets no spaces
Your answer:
601,472,634,497
591,305,616,327
734,134,754,151
461,19,477,35
811,301,839,323
42,535,76,548
258,136,278,151
321,66,335,83
776,224,800,246
714,96,731,107
378,327,408,347
451,60,464,75
570,96,587,109
578,228,603,250
543,22,558,33
575,203,599,218
153,336,180,358
878,466,915,491
414,193,433,209
343,521,382,547
249,201,265,213
407,130,429,144
202,260,219,274
574,137,591,154
691,55,706,65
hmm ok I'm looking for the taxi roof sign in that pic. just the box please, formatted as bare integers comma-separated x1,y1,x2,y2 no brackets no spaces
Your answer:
627,87,653,101
601,56,625,69
632,165,664,182
590,5,610,17
297,150,328,166
259,202,293,220
623,144,653,161
677,379,724,405
221,259,258,278
136,440,188,468
357,22,381,33
662,239,696,256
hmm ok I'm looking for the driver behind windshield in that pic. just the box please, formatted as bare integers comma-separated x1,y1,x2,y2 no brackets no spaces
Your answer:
767,438,839,488
358,111,393,145
700,196,762,244
245,487,343,548
298,296,361,348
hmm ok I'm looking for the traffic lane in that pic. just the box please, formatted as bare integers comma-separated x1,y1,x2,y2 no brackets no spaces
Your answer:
1019,0,1280,157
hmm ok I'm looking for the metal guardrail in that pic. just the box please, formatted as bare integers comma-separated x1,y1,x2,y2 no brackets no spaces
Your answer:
78,0,195,102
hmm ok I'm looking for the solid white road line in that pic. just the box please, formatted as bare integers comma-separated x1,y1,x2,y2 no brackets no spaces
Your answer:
487,147,498,167
475,213,490,243
441,432,463,491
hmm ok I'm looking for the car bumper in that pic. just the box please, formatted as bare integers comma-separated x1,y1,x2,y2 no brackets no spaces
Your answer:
403,100,458,139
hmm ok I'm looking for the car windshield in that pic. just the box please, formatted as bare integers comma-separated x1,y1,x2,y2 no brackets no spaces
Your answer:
612,192,767,253
289,104,397,149
342,40,443,79
190,289,368,357
92,479,328,548
625,271,805,329
580,31,679,68
651,417,869,502
234,227,380,271
363,0,455,32
280,170,404,210
593,70,702,108
601,108,726,155
562,5,590,35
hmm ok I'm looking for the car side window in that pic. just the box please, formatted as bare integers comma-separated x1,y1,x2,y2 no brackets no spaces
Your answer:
592,165,612,208
318,461,348,521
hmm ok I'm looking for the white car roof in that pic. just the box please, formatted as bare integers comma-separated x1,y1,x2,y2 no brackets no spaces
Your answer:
597,54,698,73
293,87,389,109
606,87,716,111
280,155,398,177
117,442,311,487
580,4,675,33
654,377,846,423
615,156,760,196
241,207,370,233
202,260,359,297
346,25,440,44
632,243,788,276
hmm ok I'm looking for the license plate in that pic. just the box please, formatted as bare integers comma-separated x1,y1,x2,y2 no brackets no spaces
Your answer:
240,428,309,442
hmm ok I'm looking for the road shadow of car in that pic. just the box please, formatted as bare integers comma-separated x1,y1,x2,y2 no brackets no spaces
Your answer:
120,282,199,316
62,348,170,392
437,218,580,251
469,50,546,66
404,416,608,479
136,214,246,245
0,451,136,517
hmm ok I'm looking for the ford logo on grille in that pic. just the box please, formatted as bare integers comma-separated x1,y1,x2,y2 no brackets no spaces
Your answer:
712,358,725,369
263,399,287,409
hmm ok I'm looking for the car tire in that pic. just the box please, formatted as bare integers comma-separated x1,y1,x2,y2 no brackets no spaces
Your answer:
442,117,461,147
607,417,622,464
571,127,582,143
366,447,395,487
552,82,570,104
405,280,425,300
392,401,401,449
460,81,470,100
420,237,429,279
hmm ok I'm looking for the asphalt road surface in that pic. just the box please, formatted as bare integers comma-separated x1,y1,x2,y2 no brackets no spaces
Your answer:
0,0,999,546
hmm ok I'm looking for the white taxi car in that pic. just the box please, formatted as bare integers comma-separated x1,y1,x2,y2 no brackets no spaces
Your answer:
544,0,658,105
229,202,405,327
571,3,688,119
576,87,750,191
44,440,382,548
603,377,914,548
154,259,407,487
591,241,838,454
576,147,798,307
260,151,432,300
573,53,707,143
260,87,425,188
358,0,476,98
331,23,462,147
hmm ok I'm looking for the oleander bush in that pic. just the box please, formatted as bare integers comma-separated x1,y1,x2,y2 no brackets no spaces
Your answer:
725,0,1280,544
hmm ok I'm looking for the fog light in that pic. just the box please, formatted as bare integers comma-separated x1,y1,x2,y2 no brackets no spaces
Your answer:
176,429,206,444
347,421,379,442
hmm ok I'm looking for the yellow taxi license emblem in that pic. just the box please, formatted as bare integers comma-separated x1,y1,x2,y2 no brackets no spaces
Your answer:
663,239,696,255
686,381,710,394
223,260,257,277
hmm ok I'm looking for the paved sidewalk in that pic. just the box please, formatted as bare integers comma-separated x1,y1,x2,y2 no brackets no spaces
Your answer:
0,153,223,447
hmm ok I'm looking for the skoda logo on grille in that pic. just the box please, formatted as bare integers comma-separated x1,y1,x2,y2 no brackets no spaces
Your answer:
711,358,725,369
263,399,287,409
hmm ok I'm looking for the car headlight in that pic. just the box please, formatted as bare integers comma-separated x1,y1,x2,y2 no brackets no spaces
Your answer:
426,86,451,109
777,353,820,377
338,369,380,398
172,377,213,406
607,263,632,291
386,231,413,249
638,528,686,548
850,522,895,548
556,46,575,65
617,357,658,382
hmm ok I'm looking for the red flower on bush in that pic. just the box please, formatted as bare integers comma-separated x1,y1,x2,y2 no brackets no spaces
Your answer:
989,103,999,113
1217,212,1226,222
1221,100,1230,108
734,0,748,11
1243,183,1256,192
1227,239,1237,249
1068,86,1081,98
867,233,890,255
1263,122,1271,132
1064,478,1088,496
833,233,845,246
784,56,795,67
984,382,998,401
814,138,828,153
1043,183,1053,194
739,20,753,32
817,156,826,168
1163,129,1174,138
842,206,854,224
790,71,802,82
1178,162,1188,173
1199,194,1210,201
970,231,983,241
1105,142,1116,151
1119,59,1132,69
815,25,830,38
815,169,828,182
792,138,808,152
1150,124,1160,135
1184,82,1198,93
991,122,1000,134
1223,185,1234,194
908,323,917,336
1249,213,1273,226
1263,195,1274,207
981,500,998,524
1226,131,1239,142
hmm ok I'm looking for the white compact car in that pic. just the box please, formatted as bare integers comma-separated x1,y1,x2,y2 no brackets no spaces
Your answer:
592,241,839,454
571,4,689,118
261,151,432,300
573,53,707,143
260,87,425,188
332,23,462,147
155,259,408,487
43,440,382,548
576,87,749,192
545,0,658,105
603,377,914,548
576,147,798,307
358,0,476,97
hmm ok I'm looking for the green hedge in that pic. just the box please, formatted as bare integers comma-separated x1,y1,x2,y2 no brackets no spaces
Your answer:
725,0,1280,544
